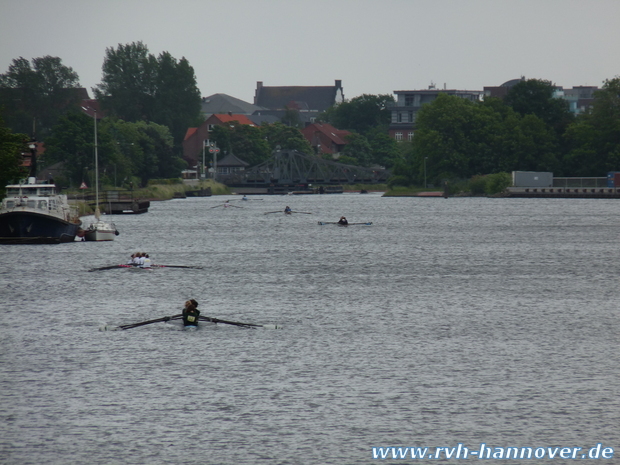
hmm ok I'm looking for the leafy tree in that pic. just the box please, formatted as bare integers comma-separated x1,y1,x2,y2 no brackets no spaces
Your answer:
320,94,396,167
260,122,312,154
0,56,81,137
44,113,181,187
0,115,28,196
94,42,202,145
409,94,563,183
504,78,573,135
94,42,157,122
366,127,401,168
563,77,620,175
320,94,394,135
210,123,271,166
134,120,180,184
340,133,373,166
150,51,203,145
43,112,97,187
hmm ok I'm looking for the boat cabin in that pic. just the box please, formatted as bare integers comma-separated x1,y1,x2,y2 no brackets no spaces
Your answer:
1,177,74,221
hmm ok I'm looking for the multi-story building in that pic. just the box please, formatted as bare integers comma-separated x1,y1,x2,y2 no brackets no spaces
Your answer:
484,78,598,114
387,84,483,141
562,86,598,114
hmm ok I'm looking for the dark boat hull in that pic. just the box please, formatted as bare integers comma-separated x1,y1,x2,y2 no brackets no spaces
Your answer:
0,211,81,244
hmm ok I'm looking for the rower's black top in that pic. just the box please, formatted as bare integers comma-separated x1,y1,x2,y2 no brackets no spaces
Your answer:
182,308,201,326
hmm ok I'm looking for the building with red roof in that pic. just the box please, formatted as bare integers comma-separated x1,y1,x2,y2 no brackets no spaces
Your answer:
182,113,257,168
301,122,351,156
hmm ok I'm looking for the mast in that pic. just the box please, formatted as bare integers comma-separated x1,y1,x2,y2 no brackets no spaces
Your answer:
94,110,100,219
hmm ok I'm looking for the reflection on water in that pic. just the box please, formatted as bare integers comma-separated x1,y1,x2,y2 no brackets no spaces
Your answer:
1,194,619,464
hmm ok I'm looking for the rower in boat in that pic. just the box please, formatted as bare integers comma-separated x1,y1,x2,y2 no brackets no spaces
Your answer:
128,252,142,266
182,299,200,329
338,216,348,225
284,206,292,214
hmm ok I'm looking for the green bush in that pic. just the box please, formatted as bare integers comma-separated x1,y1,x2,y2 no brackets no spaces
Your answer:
468,175,487,195
485,172,511,195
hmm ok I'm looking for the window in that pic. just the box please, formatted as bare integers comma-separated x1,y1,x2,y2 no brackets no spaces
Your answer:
408,132,414,141
405,95,414,106
395,132,403,141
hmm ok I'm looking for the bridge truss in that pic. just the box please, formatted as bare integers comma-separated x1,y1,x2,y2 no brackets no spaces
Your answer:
239,150,390,185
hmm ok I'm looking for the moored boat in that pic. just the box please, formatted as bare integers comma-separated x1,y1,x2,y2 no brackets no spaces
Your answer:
83,111,118,242
83,212,118,241
0,177,82,244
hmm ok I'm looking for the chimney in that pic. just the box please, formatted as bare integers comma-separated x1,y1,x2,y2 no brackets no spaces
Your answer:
254,81,263,105
335,80,342,89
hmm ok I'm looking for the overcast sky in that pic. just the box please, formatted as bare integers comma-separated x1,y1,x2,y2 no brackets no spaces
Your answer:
2,0,619,103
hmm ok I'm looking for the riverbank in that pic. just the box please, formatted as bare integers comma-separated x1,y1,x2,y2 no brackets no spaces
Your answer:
70,179,230,215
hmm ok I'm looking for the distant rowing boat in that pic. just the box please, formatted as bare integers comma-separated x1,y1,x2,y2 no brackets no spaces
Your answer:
88,264,204,272
318,221,373,226
100,314,282,331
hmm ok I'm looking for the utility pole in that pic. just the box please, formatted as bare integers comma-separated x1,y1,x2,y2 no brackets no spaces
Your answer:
208,142,220,181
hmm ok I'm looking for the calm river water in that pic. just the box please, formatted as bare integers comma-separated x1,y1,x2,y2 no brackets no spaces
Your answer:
1,193,618,464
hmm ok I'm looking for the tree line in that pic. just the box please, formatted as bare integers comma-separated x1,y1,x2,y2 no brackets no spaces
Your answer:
1,41,618,192
389,78,620,190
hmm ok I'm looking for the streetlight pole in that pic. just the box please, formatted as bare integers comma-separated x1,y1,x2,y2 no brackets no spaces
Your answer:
424,157,428,189
202,140,207,179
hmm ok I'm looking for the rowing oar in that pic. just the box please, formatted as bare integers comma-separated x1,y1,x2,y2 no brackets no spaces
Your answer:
100,314,183,331
209,203,245,208
317,221,373,226
291,211,312,214
199,316,282,329
152,264,204,269
88,264,124,272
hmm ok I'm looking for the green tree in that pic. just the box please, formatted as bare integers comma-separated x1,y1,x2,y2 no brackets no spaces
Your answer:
340,133,373,166
210,123,271,166
43,112,97,187
44,113,181,188
563,77,620,175
0,115,28,196
410,94,562,184
321,94,394,135
320,94,396,167
366,127,401,168
0,56,81,137
260,122,312,154
133,120,180,184
94,42,157,122
94,42,202,145
504,78,574,135
150,51,203,145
